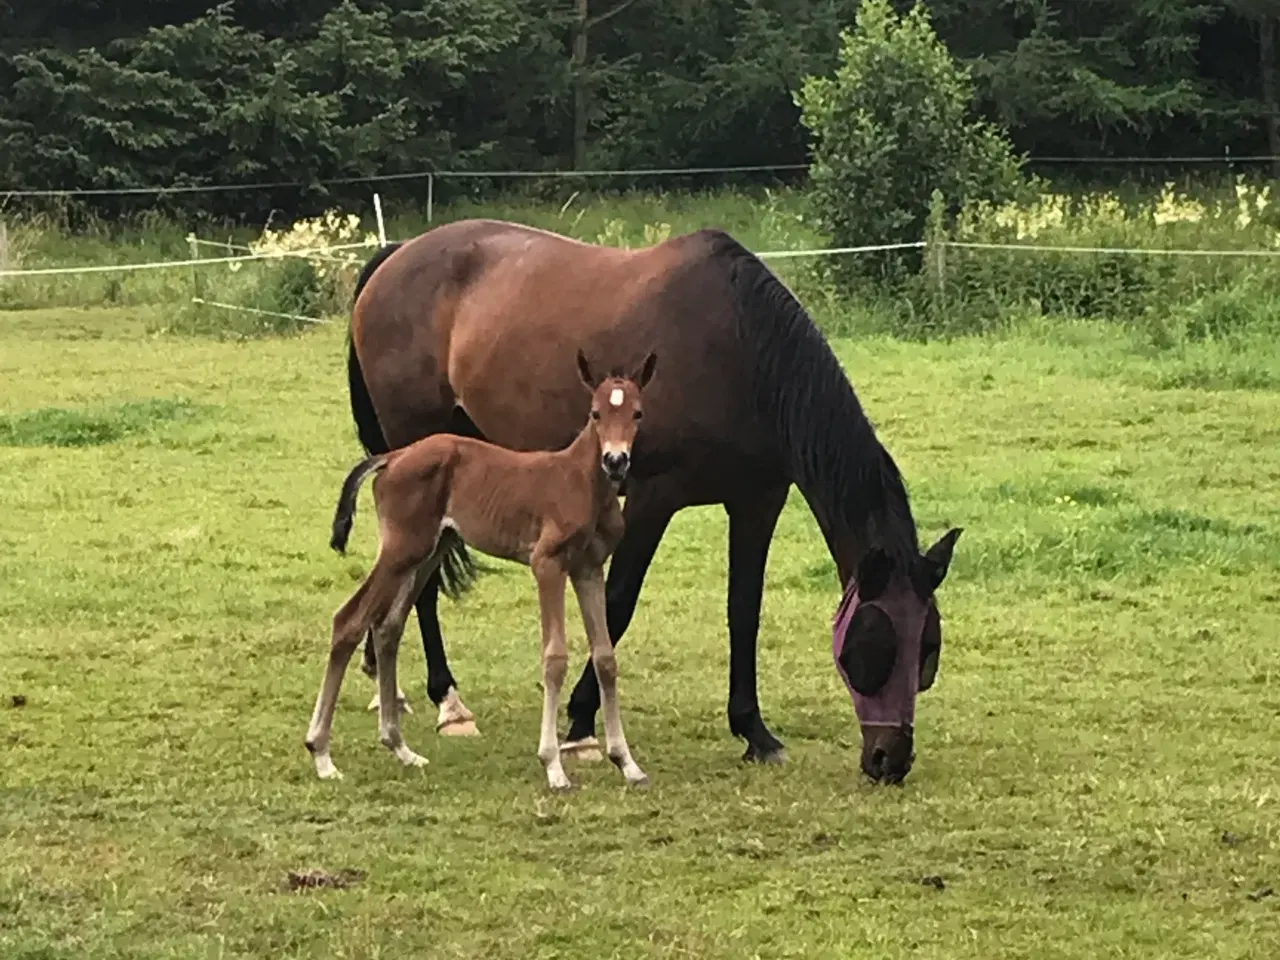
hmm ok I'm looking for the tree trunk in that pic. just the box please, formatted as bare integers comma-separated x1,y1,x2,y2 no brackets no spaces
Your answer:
1260,15,1280,178
573,0,589,170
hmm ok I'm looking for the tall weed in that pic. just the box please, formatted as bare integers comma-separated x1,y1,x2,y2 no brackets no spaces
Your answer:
923,176,1280,341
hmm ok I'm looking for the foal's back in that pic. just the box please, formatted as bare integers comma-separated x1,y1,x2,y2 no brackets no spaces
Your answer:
376,433,599,567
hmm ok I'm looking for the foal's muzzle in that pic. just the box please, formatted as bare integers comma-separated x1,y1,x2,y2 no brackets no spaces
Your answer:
602,450,630,482
860,724,914,785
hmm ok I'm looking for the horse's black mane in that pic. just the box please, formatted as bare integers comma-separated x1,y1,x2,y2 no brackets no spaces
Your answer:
708,231,920,567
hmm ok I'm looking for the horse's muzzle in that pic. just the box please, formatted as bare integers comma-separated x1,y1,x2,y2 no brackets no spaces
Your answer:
860,724,914,784
602,450,630,483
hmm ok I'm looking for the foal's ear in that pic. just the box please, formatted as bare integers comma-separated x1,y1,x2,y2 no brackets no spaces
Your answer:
855,547,895,602
576,350,598,391
632,352,657,389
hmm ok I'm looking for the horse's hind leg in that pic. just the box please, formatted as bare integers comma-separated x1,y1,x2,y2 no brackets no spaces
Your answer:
364,407,485,730
373,561,438,771
572,566,648,788
366,564,478,738
306,578,380,780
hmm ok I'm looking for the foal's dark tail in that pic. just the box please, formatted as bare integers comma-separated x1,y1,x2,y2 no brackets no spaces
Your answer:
330,455,387,554
329,454,480,601
434,526,480,602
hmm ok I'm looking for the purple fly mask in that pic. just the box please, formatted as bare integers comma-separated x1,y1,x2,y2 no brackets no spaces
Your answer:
832,529,962,784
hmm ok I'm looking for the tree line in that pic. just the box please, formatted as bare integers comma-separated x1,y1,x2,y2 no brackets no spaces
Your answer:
1,1,1277,217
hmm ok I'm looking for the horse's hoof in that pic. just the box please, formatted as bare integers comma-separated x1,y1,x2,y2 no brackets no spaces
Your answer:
437,718,480,737
742,743,787,766
560,737,603,763
626,774,651,790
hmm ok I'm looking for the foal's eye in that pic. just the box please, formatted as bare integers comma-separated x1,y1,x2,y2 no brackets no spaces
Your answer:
590,410,600,420
633,410,643,420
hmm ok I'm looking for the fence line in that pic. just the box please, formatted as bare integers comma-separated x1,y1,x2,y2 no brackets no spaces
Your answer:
8,236,1280,280
188,237,371,265
0,241,378,278
8,152,1280,200
0,239,927,278
757,241,925,259
190,297,330,325
1,163,810,199
1029,154,1280,164
942,240,1280,258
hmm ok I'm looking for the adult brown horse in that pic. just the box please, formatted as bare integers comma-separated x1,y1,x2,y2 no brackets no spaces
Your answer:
343,218,962,783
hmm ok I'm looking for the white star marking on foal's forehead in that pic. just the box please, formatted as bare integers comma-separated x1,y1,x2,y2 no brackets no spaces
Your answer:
609,388,624,407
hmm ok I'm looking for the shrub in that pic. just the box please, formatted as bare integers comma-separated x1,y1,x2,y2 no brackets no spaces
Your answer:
926,176,1280,340
170,210,379,337
796,0,1025,294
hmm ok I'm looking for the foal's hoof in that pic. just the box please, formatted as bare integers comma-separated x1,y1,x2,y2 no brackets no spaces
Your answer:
742,743,788,766
560,737,603,763
626,774,651,790
437,718,480,737
546,773,576,793
313,758,344,781
366,694,413,715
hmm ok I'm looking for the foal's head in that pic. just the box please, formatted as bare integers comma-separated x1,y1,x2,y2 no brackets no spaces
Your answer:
576,350,657,484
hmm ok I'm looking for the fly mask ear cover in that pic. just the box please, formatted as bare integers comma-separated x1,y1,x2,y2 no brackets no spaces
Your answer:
831,563,928,727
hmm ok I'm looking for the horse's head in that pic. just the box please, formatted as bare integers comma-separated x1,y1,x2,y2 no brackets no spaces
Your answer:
577,349,657,484
832,527,962,784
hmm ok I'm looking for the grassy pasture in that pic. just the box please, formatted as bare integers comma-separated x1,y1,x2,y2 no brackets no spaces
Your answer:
2,299,1278,959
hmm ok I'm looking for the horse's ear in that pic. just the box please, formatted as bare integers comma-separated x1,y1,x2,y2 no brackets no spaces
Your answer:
855,547,894,601
633,352,657,389
915,527,962,595
576,350,598,391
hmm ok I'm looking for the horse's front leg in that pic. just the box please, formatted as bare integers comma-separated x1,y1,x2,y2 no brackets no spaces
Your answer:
725,486,789,765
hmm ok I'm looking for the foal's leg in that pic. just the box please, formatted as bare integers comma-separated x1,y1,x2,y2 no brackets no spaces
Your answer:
564,489,676,756
571,566,648,787
364,627,412,716
306,577,385,780
365,406,486,730
373,563,436,771
533,559,572,791
366,564,479,738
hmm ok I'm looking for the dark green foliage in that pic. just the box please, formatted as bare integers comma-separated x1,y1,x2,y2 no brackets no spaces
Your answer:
797,0,1026,293
0,1,529,217
0,1,1276,214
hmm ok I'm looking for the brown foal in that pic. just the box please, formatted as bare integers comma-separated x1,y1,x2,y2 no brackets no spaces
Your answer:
304,350,656,790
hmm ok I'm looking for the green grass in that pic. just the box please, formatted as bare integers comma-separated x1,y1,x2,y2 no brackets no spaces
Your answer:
2,303,1278,958
0,397,203,447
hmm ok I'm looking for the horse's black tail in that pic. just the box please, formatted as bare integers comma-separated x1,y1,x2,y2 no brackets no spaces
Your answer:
347,242,404,457
330,455,387,554
435,527,480,602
